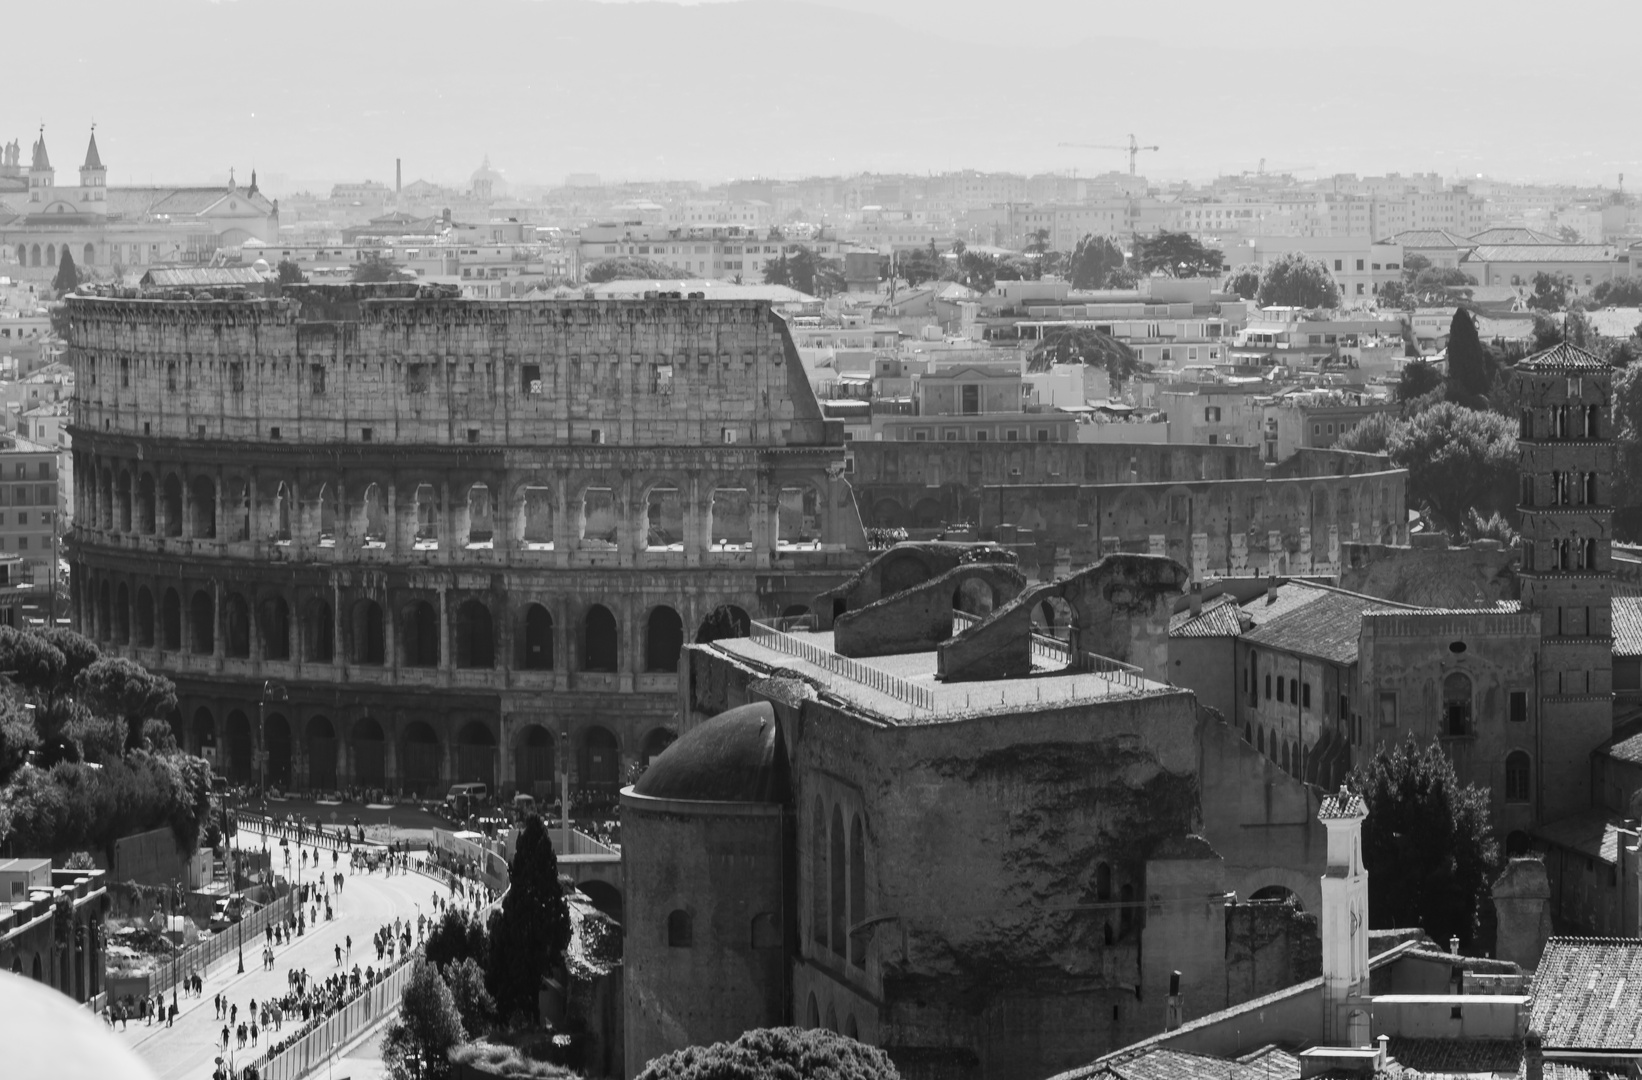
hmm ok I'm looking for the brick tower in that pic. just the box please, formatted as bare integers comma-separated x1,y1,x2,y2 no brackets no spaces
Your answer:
1514,342,1614,823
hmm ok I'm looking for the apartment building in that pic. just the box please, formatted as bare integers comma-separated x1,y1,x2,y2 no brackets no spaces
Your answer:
0,433,59,582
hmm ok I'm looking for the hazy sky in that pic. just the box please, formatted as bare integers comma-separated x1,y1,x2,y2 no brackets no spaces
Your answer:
10,0,1640,193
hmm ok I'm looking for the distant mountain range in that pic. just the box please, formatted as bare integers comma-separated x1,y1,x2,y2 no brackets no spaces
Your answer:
11,0,1637,191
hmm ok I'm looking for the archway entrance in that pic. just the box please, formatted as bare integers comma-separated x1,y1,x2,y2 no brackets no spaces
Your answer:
455,721,496,790
265,712,292,790
307,715,337,791
352,717,385,789
516,725,555,798
402,721,439,795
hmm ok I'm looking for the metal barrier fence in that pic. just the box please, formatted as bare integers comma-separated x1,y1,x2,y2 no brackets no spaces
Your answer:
748,619,936,713
245,957,415,1080
233,811,356,852
145,890,298,996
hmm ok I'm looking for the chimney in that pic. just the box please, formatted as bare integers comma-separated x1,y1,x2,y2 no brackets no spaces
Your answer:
1524,1033,1543,1080
1165,970,1183,1031
1449,934,1460,956
1189,583,1203,617
395,158,402,196
1266,575,1279,605
1319,786,1370,1046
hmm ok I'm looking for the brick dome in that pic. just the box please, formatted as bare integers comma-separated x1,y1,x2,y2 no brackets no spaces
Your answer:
632,702,786,803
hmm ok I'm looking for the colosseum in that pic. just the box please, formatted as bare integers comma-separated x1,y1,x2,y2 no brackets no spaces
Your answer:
64,283,868,801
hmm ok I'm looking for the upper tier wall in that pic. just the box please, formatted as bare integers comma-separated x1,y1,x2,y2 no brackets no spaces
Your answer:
65,288,834,448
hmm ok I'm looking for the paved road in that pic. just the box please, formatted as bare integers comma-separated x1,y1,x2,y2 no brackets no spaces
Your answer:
118,832,450,1080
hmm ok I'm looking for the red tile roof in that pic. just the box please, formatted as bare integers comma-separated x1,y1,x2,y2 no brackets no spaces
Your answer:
1531,938,1642,1050
1517,342,1612,373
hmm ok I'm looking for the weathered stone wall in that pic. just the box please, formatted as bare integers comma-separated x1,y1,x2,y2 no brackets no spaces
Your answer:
1224,900,1321,1008
1340,538,1520,607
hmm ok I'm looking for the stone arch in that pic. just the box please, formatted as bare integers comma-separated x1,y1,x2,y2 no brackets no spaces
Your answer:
28,244,39,268
315,482,340,546
401,720,440,794
954,575,998,616
161,474,184,538
307,715,338,791
517,484,554,547
223,592,251,658
578,485,618,549
95,579,111,641
347,598,382,665
707,485,752,548
116,468,132,532
844,1014,859,1041
259,595,291,660
829,805,846,956
808,992,820,1029
192,707,216,757
358,483,387,546
401,599,439,667
911,496,945,529
584,604,618,672
644,605,684,672
189,589,214,654
135,586,155,647
113,583,130,644
581,725,619,789
464,483,494,547
825,1003,838,1033
225,709,252,782
578,880,622,920
271,482,293,542
454,599,495,669
137,473,156,535
1249,885,1304,909
878,549,934,596
849,813,866,966
455,720,497,789
644,480,685,549
515,724,555,795
188,475,216,539
869,498,906,528
265,712,292,789
412,483,439,547
666,909,693,948
161,588,182,649
518,603,553,670
777,484,822,545
696,604,751,644
640,727,676,765
352,716,386,788
83,243,94,266
811,797,827,948
44,244,54,268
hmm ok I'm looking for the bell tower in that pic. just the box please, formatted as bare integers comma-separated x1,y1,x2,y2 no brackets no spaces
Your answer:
1514,342,1614,823
78,126,107,215
28,127,53,204
1319,787,1370,1047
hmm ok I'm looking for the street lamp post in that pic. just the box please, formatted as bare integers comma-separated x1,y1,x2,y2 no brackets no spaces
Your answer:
258,680,287,798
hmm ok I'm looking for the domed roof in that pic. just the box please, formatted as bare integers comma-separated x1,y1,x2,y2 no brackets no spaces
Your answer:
251,258,270,274
632,702,786,803
470,154,505,184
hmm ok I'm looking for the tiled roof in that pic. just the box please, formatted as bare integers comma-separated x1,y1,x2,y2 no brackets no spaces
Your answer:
1318,787,1366,818
139,267,267,287
1516,342,1611,372
1531,937,1642,1050
1081,1046,1300,1080
1533,809,1623,864
1380,1037,1523,1078
1240,582,1409,665
1469,227,1561,245
1387,228,1476,249
1470,244,1619,263
1600,720,1642,766
1615,598,1642,657
1169,594,1247,638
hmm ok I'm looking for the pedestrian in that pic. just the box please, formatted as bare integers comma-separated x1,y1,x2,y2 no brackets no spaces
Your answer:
222,1024,230,1049
335,943,342,967
251,1021,258,1046
345,934,351,959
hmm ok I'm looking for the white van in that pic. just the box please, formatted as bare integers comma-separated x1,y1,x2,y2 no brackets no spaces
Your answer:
445,782,488,809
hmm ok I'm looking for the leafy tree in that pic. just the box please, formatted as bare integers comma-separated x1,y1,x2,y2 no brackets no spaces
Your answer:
1444,308,1494,405
1337,402,1516,534
947,249,1003,293
443,957,495,1037
485,815,572,1021
53,248,80,295
1255,253,1339,309
887,246,944,288
0,627,66,696
771,247,845,297
1224,264,1261,301
636,1027,900,1080
1401,253,1432,280
1352,736,1501,951
1612,362,1642,540
425,907,489,971
1591,278,1642,307
1066,234,1126,290
1528,271,1567,312
1530,313,1564,352
140,716,179,754
75,657,178,753
586,256,686,284
1133,230,1224,277
383,959,467,1080
1377,280,1409,309
1396,360,1444,403
37,628,100,694
1026,325,1148,389
0,700,41,780
1460,508,1517,547
1557,224,1583,243
275,259,307,285
352,254,413,284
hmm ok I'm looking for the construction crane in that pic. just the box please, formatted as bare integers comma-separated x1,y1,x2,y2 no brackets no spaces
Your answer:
1057,133,1159,176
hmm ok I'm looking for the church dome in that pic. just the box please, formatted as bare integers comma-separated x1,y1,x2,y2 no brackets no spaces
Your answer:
251,258,270,274
631,702,786,803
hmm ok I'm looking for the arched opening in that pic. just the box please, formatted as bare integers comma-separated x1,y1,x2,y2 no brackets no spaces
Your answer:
708,487,752,549
116,470,132,532
95,580,110,641
83,243,94,266
515,725,555,797
578,880,622,921
360,483,387,547
1249,885,1304,909
1443,672,1474,737
307,715,337,791
455,720,496,789
667,910,693,948
45,244,55,268
225,710,252,782
519,604,553,670
954,576,996,617
191,707,215,758
413,484,439,548
352,717,385,788
223,593,250,658
189,590,214,654
645,486,683,549
162,475,183,538
849,814,866,966
911,497,945,529
29,245,39,268
259,596,291,660
844,1015,858,1041
829,805,846,956
348,599,382,665
113,583,130,644
31,953,42,981
161,588,183,649
265,712,292,789
578,487,617,549
401,720,440,795
1505,830,1533,857
188,475,216,539
640,728,676,766
811,798,827,948
136,587,155,647
401,600,439,668
454,600,494,668
520,486,553,548
808,993,820,1029
272,482,293,543
1505,751,1531,802
644,606,684,672
584,605,618,672
316,483,339,546
870,499,906,529
695,604,751,644
137,474,156,535
581,726,619,790
879,551,932,596
465,483,493,546
98,468,113,530
778,486,820,545
825,1004,839,1033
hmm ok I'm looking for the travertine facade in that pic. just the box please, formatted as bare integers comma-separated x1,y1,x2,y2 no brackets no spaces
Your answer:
65,284,867,797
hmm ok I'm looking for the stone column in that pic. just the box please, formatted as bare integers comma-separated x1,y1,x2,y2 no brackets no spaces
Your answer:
438,586,452,673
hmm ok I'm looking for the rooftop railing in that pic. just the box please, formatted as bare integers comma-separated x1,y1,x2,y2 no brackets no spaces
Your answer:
748,618,936,712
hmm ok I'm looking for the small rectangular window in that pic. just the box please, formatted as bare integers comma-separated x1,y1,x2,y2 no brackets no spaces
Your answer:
522,363,543,395
1378,691,1397,727
406,363,429,393
467,428,479,444
1278,677,1285,703
1509,690,1528,723
229,363,245,392
361,428,373,442
1302,683,1312,708
270,427,281,440
310,364,326,394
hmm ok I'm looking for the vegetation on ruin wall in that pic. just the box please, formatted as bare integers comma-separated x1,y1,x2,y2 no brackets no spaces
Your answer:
635,1027,900,1080
0,626,211,862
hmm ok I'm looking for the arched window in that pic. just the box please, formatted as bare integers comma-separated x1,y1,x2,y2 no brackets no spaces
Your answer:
402,600,439,667
136,587,155,647
584,604,618,672
348,599,381,665
113,583,130,644
1586,404,1601,439
162,474,184,537
519,604,553,670
116,469,132,532
807,993,820,1029
849,814,867,966
1586,472,1599,506
829,805,846,957
581,726,619,788
516,725,555,793
260,596,291,660
666,910,692,948
188,475,216,539
1443,672,1473,737
302,598,335,663
644,606,684,672
1586,537,1599,570
189,590,214,654
137,474,156,535
465,483,493,546
1505,751,1531,802
223,592,250,658
454,600,494,668
812,798,827,948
